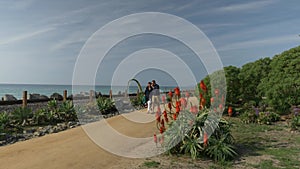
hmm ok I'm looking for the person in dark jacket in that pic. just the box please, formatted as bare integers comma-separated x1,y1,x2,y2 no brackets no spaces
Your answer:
144,82,153,113
151,80,160,113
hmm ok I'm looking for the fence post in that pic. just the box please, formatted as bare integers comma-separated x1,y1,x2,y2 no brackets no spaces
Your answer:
89,90,94,103
109,89,112,99
22,91,27,108
63,90,67,102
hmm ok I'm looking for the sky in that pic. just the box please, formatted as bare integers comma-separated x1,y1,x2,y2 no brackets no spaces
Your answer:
0,0,299,86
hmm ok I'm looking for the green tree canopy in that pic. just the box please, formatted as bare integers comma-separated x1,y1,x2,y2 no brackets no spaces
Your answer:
258,46,300,114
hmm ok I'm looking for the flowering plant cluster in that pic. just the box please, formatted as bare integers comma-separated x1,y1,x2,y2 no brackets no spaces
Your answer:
153,81,236,161
240,107,280,125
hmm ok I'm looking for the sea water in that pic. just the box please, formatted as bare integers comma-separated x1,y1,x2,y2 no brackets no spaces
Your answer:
0,84,177,99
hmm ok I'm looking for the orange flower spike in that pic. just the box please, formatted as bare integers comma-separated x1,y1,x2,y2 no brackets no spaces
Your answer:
203,132,208,147
200,80,207,93
228,106,233,117
173,113,177,120
154,133,158,144
168,90,173,99
163,110,167,118
165,116,169,123
199,93,203,99
180,98,187,109
201,98,206,105
159,126,164,134
161,95,166,103
174,87,180,97
176,105,180,113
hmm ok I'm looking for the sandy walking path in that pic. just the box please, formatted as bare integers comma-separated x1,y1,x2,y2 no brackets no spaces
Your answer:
0,110,158,169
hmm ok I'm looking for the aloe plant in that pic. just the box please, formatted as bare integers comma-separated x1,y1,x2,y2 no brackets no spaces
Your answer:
11,107,32,126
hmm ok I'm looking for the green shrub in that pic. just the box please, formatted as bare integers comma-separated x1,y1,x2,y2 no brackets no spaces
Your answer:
11,107,33,126
0,112,10,132
59,101,77,121
97,97,116,115
33,109,48,125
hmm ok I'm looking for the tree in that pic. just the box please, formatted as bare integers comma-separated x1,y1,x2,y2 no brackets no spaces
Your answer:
258,46,300,114
224,66,241,105
239,57,271,105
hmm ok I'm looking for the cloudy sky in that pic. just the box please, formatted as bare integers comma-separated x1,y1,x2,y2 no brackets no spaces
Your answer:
0,0,299,86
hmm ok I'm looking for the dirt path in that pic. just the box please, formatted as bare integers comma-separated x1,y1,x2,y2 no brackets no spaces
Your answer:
0,110,157,169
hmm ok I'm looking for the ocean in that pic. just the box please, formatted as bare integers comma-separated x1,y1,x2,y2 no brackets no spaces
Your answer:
0,84,177,99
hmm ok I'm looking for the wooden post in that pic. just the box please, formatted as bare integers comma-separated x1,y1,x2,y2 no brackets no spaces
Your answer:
22,91,27,108
63,90,67,102
89,90,94,103
109,89,112,99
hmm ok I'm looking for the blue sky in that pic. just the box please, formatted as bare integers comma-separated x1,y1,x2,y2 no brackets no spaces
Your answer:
0,0,299,86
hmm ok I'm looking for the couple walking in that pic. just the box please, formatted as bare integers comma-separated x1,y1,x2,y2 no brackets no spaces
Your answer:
144,80,160,113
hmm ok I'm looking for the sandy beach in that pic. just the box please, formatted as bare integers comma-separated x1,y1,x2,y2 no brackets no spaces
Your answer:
0,110,157,169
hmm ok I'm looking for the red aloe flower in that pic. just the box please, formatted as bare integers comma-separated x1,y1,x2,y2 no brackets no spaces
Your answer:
174,87,180,97
200,80,207,93
180,98,187,109
228,106,233,117
165,116,169,123
161,95,166,103
176,105,180,113
154,133,157,144
173,113,177,120
203,132,208,147
163,110,167,118
199,93,203,99
159,126,165,134
201,98,206,105
168,90,173,99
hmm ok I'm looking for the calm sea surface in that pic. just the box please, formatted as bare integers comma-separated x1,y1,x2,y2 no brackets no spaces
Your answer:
0,84,178,99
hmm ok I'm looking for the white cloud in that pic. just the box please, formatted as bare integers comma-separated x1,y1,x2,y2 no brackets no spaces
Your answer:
215,0,277,12
218,34,300,51
0,27,55,45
